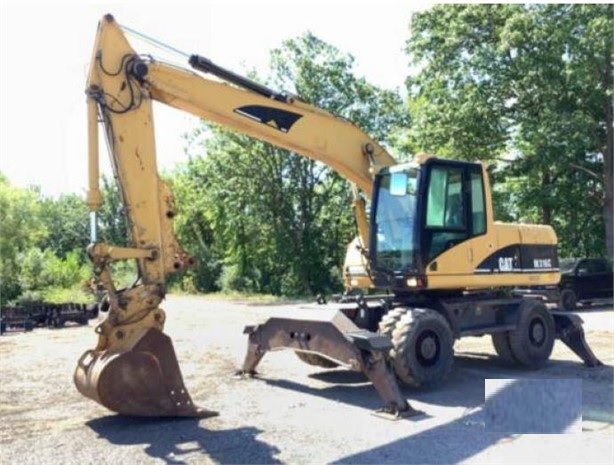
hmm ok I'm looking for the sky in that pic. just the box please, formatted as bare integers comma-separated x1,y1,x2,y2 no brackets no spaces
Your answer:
0,0,432,197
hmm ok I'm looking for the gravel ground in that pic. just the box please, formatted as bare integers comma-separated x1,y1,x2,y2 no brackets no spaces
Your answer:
1,296,612,464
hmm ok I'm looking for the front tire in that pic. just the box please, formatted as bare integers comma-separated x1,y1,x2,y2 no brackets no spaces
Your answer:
378,307,408,340
390,308,454,388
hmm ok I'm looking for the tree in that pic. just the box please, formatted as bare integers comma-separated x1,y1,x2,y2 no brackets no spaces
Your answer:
39,193,89,259
0,175,47,301
97,175,129,247
405,4,613,257
19,247,90,300
170,157,221,293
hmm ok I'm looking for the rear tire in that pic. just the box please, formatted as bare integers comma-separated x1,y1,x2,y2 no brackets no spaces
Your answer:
390,308,454,388
559,289,577,311
491,331,518,364
508,301,555,368
295,352,339,368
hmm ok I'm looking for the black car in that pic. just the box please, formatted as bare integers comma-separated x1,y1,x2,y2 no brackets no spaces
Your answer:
558,258,613,311
514,257,613,311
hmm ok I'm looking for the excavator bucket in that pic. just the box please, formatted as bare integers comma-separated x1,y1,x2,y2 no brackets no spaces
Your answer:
74,328,217,418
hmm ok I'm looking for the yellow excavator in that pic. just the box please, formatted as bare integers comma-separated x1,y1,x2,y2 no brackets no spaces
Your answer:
74,14,601,419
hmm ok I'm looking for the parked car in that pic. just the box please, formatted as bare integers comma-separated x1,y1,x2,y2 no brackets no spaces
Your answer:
514,257,613,311
557,257,613,311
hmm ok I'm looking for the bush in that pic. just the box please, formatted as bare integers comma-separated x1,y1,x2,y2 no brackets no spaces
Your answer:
14,289,44,306
43,250,90,289
18,248,55,292
42,286,91,304
16,248,92,303
217,264,259,293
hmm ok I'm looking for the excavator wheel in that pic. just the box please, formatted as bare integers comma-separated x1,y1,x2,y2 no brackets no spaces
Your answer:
377,307,409,340
508,300,555,368
390,308,454,388
295,351,339,368
74,327,217,418
491,331,518,364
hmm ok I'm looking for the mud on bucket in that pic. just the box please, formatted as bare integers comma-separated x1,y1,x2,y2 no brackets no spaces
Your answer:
74,327,218,418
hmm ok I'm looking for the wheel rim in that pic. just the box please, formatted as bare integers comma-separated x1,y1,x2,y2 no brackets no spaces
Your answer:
529,318,546,347
416,330,440,366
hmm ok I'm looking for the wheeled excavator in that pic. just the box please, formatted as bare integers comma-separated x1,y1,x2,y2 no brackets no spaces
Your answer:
75,14,602,419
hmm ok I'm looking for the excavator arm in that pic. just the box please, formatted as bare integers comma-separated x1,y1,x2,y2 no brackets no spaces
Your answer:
74,14,400,417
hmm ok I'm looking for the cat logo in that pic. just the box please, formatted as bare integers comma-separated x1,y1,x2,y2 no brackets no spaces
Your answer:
498,257,514,272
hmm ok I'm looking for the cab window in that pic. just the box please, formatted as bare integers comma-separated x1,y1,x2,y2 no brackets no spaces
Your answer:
470,170,486,236
425,166,467,260
426,167,464,229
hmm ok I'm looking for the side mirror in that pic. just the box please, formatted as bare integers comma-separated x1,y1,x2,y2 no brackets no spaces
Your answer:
389,172,408,196
577,268,588,276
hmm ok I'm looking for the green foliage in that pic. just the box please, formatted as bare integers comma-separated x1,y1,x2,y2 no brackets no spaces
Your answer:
18,247,55,291
0,176,47,302
38,193,89,259
40,286,91,305
217,263,259,294
0,175,97,304
18,247,91,302
405,4,613,257
97,175,129,247
41,250,90,289
170,158,221,293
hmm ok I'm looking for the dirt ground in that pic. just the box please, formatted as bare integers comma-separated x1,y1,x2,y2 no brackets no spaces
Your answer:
1,296,613,464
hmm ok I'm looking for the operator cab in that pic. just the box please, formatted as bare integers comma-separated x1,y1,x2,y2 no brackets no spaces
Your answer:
369,157,487,292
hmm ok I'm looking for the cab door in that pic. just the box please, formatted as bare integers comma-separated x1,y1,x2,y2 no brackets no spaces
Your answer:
421,161,489,277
